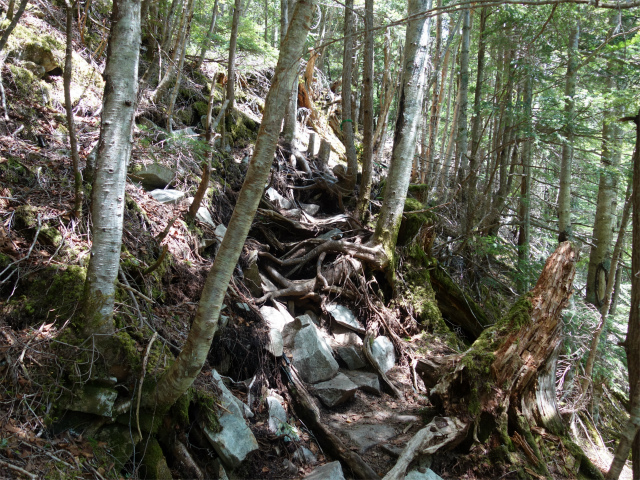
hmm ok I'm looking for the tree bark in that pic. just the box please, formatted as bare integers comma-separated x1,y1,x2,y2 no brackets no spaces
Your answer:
606,108,640,480
151,0,316,409
455,8,470,216
517,69,533,293
372,0,431,261
341,0,357,192
558,21,580,242
194,0,219,69
82,0,141,338
281,0,297,145
226,0,242,112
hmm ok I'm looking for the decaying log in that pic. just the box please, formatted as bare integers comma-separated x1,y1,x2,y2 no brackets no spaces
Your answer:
382,416,468,480
283,360,381,480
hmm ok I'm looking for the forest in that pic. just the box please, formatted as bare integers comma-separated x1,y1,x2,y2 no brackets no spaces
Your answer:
0,0,639,478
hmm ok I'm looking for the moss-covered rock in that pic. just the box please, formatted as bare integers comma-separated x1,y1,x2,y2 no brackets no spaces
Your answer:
137,437,173,480
14,205,63,246
397,197,435,249
225,107,260,147
96,424,141,472
563,438,605,480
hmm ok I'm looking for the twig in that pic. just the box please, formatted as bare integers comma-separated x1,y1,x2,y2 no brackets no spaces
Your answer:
155,216,179,243
119,269,144,327
115,280,154,303
0,458,37,479
136,332,158,439
142,244,168,276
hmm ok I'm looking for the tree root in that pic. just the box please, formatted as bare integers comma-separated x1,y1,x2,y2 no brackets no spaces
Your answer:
382,417,468,480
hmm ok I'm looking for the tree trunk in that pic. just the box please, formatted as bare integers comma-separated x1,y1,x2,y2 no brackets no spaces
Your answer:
607,108,640,480
420,242,577,462
226,0,242,112
194,0,219,69
341,0,357,192
281,0,297,145
356,0,374,220
372,0,431,261
82,0,141,338
517,69,533,293
0,0,29,54
64,1,83,219
151,0,316,409
455,8,470,213
558,21,580,242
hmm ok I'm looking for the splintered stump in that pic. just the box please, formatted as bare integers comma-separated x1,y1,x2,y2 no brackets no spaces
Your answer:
415,242,577,472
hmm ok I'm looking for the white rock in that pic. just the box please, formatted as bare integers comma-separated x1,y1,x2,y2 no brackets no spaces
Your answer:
137,163,174,189
290,316,339,383
196,206,215,227
406,469,444,480
304,461,345,480
336,345,367,370
326,304,365,334
300,203,320,215
265,187,292,209
312,372,358,407
371,336,396,373
149,189,185,204
203,415,258,469
343,370,381,395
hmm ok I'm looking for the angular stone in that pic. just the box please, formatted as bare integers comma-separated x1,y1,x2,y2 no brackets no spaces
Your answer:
265,187,292,209
406,469,444,480
331,325,363,347
343,370,381,395
336,345,367,370
300,203,320,215
96,424,141,470
312,373,357,407
212,370,251,418
243,250,262,297
371,336,396,373
260,305,294,332
326,304,365,334
266,396,288,434
293,446,317,465
203,414,258,469
344,423,396,453
149,189,185,204
68,386,118,417
137,163,175,189
214,224,227,242
290,318,339,384
304,461,345,480
282,314,313,348
196,206,215,227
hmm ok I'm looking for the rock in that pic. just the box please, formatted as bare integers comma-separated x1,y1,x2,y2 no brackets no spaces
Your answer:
282,314,312,348
266,396,288,435
288,316,339,384
68,386,118,417
300,203,320,215
406,469,444,480
203,414,258,469
149,189,185,204
371,336,396,373
326,304,365,334
268,329,284,357
260,304,295,332
171,127,198,137
196,206,215,227
265,187,292,209
336,345,367,370
304,461,345,480
137,163,175,189
18,60,45,78
243,250,263,297
304,309,320,325
293,446,317,465
137,437,172,480
214,224,227,242
331,325,363,347
21,41,58,73
96,424,141,470
312,372,358,407
212,370,252,418
343,370,381,395
343,423,397,453
281,458,298,476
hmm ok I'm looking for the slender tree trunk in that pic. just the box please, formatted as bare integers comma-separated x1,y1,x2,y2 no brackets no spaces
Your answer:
372,28,393,157
151,0,316,409
0,0,29,53
558,21,580,242
356,0,374,220
455,8,470,210
281,0,297,145
195,0,219,69
607,108,640,480
64,1,83,219
517,70,533,293
372,0,431,260
423,0,443,185
583,180,631,386
465,7,488,234
82,0,141,338
226,0,242,112
340,0,358,192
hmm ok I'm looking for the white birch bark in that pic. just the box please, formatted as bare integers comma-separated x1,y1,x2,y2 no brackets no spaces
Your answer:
82,0,140,337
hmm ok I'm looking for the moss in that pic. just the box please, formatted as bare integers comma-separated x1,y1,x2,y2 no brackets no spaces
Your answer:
563,438,605,480
14,205,63,246
500,296,533,331
407,183,430,203
226,108,260,147
96,424,141,472
193,101,209,117
396,198,434,247
137,437,172,480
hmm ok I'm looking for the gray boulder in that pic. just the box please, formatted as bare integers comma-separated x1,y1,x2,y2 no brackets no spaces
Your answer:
149,189,185,204
261,304,295,357
300,203,320,215
137,163,175,189
265,187,292,209
326,304,365,334
343,370,381,395
336,345,367,370
371,336,396,373
304,461,345,480
203,414,258,469
312,372,358,407
68,386,118,417
196,206,215,227
406,469,444,480
293,446,317,465
289,317,339,384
